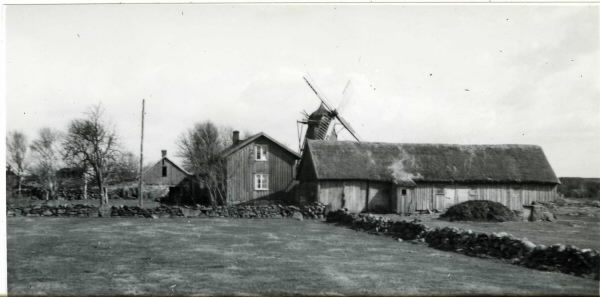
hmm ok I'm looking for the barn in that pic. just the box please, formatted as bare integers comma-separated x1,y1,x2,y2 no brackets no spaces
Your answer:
143,150,191,186
296,140,560,214
221,131,300,204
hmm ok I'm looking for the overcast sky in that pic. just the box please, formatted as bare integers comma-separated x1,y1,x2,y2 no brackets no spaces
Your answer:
5,4,599,177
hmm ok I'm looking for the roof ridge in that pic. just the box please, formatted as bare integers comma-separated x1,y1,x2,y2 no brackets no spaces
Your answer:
308,140,542,148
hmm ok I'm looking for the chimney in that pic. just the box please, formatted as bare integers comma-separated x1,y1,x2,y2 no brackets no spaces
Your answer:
161,150,167,158
232,130,240,144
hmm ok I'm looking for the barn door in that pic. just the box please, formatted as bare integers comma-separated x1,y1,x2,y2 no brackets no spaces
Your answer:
343,182,367,213
397,187,414,214
444,188,456,210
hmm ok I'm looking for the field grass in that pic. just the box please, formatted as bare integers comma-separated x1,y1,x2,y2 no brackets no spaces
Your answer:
7,218,599,295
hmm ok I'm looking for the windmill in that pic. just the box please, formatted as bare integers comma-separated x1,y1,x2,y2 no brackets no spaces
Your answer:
297,75,362,155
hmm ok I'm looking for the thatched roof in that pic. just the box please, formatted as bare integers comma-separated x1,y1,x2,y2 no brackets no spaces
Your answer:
301,140,559,186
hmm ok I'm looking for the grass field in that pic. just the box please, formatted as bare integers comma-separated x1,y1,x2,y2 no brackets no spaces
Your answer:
7,218,599,295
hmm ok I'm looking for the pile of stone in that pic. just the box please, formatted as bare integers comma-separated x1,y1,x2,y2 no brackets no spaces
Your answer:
520,244,600,277
175,202,327,219
326,209,599,280
7,204,99,217
110,205,184,218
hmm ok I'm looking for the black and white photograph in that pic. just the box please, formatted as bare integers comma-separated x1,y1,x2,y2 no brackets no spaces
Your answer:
2,2,599,295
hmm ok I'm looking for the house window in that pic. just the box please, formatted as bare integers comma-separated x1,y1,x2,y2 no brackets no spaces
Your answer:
255,145,267,161
162,166,167,177
254,174,269,190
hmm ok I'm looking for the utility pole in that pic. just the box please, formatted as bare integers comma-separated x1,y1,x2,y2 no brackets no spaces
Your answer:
138,99,145,207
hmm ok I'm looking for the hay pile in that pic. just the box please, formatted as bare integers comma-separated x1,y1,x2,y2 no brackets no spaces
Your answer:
440,200,518,222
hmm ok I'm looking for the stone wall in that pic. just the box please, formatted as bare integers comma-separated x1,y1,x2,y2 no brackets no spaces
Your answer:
7,202,328,220
326,209,599,280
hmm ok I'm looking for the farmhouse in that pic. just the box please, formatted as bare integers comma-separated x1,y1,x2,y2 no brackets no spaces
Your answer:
296,140,559,214
221,131,300,204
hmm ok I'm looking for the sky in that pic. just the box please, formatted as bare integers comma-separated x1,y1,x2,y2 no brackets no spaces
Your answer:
4,4,600,177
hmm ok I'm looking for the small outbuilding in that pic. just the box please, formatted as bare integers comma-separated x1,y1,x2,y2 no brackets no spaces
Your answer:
143,150,191,186
296,140,560,214
221,131,301,204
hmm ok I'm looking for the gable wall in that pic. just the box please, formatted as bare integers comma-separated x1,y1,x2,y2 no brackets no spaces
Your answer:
226,138,298,204
143,159,188,186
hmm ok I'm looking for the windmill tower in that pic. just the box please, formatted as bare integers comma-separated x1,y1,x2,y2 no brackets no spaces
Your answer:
297,76,361,156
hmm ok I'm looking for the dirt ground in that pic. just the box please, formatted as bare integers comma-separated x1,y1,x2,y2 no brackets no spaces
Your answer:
7,217,599,295
388,198,600,250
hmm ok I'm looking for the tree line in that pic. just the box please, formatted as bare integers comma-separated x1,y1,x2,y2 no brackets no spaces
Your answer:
7,103,248,206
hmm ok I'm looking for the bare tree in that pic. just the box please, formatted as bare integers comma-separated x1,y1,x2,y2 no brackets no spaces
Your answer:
177,121,231,206
106,151,139,184
29,128,64,200
63,104,119,206
6,131,28,196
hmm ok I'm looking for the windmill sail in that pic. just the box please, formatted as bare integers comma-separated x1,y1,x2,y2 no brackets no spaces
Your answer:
300,75,362,145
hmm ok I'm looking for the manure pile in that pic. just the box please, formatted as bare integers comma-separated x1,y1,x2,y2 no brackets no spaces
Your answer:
441,200,518,222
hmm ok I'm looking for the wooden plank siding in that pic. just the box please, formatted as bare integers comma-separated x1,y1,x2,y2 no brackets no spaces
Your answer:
395,183,558,214
143,158,189,186
367,182,391,213
225,137,297,204
314,180,557,215
316,181,389,213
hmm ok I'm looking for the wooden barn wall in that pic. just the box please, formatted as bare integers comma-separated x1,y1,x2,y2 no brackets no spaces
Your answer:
226,138,297,204
143,159,188,186
395,183,558,214
367,182,391,213
317,181,346,210
316,181,392,213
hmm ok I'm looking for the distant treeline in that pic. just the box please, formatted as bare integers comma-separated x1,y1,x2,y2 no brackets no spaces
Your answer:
558,177,600,199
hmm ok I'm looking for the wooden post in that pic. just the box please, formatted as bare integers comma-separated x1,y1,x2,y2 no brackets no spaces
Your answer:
83,177,87,200
139,99,145,207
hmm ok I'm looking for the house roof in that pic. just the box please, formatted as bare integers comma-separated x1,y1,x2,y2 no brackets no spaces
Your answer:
221,132,301,159
144,157,193,176
303,140,559,186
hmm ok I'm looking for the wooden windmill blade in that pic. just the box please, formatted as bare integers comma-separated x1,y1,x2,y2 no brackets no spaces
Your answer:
337,80,353,113
302,76,335,112
335,113,362,142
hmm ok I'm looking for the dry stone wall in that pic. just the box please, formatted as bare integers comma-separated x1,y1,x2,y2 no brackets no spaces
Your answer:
326,209,599,280
7,202,328,220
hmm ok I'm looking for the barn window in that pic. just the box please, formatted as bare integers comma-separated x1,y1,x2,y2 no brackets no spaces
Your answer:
401,189,407,196
162,166,167,177
255,145,268,161
435,188,444,195
254,174,269,190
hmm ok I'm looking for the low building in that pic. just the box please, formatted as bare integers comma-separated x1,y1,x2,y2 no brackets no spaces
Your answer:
296,140,559,214
143,150,191,186
221,131,300,204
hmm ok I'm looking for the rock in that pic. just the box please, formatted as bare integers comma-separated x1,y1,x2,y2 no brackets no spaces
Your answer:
292,211,303,221
529,205,556,222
